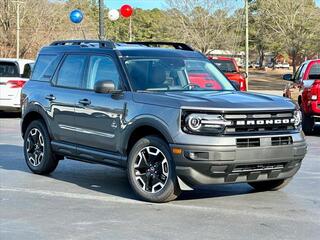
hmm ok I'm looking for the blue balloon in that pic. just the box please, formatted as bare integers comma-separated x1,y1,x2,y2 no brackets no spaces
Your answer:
70,9,83,24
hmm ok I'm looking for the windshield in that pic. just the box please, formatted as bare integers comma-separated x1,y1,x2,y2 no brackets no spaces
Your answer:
125,58,234,91
0,62,20,77
210,59,237,73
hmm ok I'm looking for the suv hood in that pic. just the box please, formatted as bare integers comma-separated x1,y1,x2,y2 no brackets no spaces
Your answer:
132,91,297,111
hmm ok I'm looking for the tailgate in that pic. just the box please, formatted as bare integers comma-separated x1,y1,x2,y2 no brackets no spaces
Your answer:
0,77,23,100
0,61,21,100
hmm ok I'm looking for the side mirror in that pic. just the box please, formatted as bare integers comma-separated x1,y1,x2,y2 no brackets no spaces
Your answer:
282,74,293,81
241,71,248,79
94,80,116,94
230,80,240,91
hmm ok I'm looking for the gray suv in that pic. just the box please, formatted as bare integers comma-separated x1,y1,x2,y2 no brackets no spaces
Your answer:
21,40,307,202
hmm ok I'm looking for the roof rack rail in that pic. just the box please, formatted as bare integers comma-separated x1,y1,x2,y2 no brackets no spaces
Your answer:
123,41,194,51
50,40,115,49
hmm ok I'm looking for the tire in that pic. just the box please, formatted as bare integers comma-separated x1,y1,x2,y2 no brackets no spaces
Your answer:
23,120,59,174
249,178,292,192
302,113,315,135
127,135,181,203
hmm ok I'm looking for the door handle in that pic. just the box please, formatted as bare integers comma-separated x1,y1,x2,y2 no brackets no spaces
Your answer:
78,99,91,105
45,94,56,101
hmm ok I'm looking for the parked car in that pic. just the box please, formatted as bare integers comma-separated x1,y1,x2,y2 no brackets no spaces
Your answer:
275,62,290,69
283,59,320,134
0,58,34,112
274,63,282,68
21,40,306,203
254,62,261,68
267,62,274,68
282,63,290,69
209,57,247,91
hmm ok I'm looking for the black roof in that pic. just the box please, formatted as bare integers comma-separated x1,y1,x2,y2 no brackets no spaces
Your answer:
39,40,205,59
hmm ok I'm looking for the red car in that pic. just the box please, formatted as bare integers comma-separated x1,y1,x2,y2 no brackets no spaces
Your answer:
209,57,247,91
283,59,320,134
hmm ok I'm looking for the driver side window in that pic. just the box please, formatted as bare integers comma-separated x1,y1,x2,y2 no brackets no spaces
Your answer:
85,55,121,90
293,63,307,83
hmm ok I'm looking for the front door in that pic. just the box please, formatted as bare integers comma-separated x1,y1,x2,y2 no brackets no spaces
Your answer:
73,54,129,153
288,63,306,102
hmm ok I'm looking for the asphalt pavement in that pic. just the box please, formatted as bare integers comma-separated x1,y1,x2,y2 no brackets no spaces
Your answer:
0,116,319,240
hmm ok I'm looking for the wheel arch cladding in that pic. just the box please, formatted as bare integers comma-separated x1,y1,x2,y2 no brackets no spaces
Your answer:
125,118,174,155
22,111,50,138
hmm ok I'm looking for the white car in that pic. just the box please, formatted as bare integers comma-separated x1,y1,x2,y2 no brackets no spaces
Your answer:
275,62,290,69
281,63,290,69
0,58,34,112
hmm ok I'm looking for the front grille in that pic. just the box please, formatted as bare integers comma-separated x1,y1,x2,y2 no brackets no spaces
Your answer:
271,136,293,146
224,112,295,134
236,138,260,148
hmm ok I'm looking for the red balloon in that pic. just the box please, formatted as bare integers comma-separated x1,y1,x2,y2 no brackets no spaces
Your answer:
120,4,133,18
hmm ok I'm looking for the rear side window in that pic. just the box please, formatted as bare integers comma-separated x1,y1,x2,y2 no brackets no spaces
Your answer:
0,62,19,77
56,55,87,88
308,63,320,80
32,55,60,82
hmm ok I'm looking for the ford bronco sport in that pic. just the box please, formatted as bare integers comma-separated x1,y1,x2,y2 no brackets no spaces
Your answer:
21,40,307,202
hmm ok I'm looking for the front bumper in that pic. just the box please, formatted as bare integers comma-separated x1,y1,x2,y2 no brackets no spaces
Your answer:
171,133,307,187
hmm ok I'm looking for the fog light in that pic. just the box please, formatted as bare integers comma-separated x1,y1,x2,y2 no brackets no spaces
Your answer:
184,151,209,160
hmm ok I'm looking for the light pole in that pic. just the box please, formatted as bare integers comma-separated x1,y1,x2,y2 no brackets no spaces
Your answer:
13,0,23,59
99,0,105,40
129,17,132,42
245,0,249,90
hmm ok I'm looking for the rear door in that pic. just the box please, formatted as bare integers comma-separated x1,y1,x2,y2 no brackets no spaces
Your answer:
50,54,89,144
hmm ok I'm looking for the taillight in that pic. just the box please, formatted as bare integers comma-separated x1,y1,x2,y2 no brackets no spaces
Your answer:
6,80,26,88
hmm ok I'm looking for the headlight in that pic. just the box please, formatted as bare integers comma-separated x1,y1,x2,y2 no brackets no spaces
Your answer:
183,113,232,135
186,114,202,131
293,110,302,128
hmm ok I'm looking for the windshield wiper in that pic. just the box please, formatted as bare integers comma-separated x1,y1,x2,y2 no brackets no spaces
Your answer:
182,83,201,90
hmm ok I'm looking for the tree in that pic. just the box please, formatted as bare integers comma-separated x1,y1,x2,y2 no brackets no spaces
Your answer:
165,0,238,53
0,0,67,58
248,1,270,67
0,0,16,57
256,0,319,73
